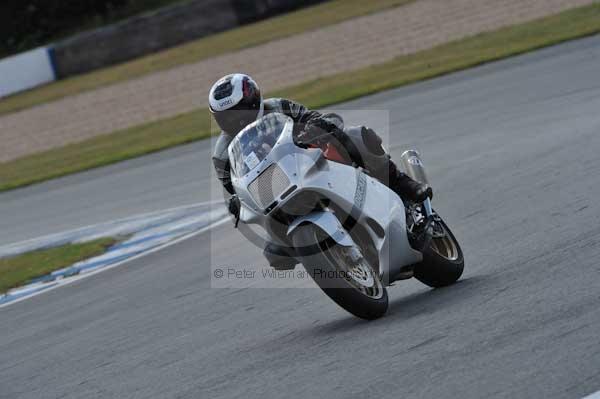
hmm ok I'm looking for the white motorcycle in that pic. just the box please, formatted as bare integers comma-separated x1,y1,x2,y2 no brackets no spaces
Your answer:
228,113,464,319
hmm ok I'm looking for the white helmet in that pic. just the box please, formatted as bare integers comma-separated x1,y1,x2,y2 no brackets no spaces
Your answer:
209,73,264,135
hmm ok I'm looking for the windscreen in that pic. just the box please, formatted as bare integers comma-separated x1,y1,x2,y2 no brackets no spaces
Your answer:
229,113,290,177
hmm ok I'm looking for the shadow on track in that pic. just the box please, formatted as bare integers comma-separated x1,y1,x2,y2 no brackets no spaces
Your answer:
313,276,488,335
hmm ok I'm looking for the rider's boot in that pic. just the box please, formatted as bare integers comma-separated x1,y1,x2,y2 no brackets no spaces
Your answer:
374,158,432,203
373,159,434,251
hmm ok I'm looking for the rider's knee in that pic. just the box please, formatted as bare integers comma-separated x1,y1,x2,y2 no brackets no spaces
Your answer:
360,126,386,156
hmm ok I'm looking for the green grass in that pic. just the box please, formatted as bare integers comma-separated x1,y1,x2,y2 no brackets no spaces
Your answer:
0,238,117,293
1,3,600,192
0,112,215,191
0,0,414,116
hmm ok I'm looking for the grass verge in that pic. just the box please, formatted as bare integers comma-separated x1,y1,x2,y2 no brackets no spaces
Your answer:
0,0,414,116
1,3,599,192
0,238,117,293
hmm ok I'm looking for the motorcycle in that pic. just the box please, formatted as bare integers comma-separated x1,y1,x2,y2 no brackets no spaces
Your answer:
228,113,464,319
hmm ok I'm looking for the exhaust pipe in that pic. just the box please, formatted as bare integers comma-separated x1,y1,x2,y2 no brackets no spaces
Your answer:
400,150,429,185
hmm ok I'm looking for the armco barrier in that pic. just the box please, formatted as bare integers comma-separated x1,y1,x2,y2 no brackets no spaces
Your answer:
51,0,238,78
51,0,326,78
0,47,55,98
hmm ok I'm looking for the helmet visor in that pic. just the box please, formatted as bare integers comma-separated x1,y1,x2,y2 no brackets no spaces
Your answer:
213,108,260,136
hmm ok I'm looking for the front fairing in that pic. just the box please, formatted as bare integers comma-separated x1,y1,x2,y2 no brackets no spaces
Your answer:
229,116,322,220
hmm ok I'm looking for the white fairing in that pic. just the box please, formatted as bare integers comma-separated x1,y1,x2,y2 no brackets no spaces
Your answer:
229,114,422,285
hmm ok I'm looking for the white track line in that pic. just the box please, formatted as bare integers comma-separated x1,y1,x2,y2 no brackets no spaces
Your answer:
582,391,600,399
0,217,228,309
1,200,221,249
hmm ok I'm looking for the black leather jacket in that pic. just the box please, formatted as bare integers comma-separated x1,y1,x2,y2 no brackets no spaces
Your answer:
212,98,343,194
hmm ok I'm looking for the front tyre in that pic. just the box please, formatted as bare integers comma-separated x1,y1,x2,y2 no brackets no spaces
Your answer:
292,224,388,320
414,215,464,288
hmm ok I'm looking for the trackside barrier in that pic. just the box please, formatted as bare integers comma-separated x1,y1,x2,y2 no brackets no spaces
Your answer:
0,0,326,96
0,47,55,98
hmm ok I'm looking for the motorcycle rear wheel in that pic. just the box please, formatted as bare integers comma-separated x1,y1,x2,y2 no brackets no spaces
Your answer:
292,224,388,320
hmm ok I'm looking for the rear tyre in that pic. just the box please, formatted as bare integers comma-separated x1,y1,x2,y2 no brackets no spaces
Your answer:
292,224,388,320
414,216,464,288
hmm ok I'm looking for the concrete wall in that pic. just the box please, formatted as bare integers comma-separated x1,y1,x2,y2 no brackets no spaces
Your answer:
51,0,326,78
0,47,55,98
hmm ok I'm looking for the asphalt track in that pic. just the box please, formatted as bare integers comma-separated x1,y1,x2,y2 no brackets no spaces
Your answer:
2,35,600,398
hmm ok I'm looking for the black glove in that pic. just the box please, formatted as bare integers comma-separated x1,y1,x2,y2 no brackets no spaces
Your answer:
297,118,341,146
227,195,241,228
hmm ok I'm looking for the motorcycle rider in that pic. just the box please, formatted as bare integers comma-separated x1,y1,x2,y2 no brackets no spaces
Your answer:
209,73,432,267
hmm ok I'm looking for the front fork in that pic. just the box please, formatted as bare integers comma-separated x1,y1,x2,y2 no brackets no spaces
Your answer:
422,197,434,218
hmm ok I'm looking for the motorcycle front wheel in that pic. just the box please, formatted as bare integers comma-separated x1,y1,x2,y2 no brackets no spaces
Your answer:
292,224,388,320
